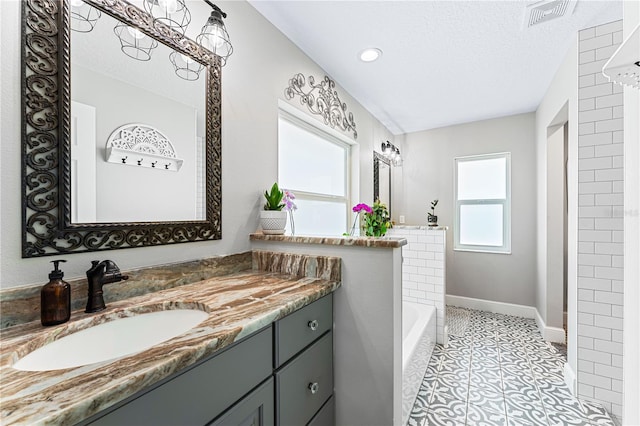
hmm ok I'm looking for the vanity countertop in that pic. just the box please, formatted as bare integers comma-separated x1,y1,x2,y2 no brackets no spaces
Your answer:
0,270,341,425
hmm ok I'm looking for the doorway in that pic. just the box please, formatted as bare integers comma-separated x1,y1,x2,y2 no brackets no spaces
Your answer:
547,119,569,347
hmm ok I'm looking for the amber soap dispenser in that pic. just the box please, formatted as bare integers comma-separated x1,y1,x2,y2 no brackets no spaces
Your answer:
41,259,71,326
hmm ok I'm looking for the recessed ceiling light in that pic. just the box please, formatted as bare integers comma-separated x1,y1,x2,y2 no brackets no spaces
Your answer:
359,48,382,62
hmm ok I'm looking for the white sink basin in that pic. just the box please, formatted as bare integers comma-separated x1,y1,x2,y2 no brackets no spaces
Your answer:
13,309,209,371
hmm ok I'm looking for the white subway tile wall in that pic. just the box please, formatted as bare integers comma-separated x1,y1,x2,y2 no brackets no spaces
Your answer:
388,228,446,344
577,20,624,421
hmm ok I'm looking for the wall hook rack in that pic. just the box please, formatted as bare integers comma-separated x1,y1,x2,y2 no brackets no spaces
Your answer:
105,123,184,172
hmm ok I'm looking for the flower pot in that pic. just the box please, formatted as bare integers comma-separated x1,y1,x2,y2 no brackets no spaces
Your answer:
259,210,287,235
428,215,438,227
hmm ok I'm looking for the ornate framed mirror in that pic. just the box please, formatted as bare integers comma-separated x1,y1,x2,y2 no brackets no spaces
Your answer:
21,0,222,258
373,151,391,216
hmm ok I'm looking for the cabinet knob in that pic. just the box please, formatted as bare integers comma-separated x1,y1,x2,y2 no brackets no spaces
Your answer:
308,320,319,331
308,382,319,394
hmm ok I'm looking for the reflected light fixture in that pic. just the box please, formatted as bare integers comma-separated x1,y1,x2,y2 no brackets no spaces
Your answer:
169,51,204,81
196,0,233,66
143,0,191,35
74,0,233,76
113,23,159,61
359,48,382,62
381,141,402,166
70,0,101,33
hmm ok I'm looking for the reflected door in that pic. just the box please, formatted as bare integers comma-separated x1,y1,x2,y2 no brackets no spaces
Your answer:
71,101,97,223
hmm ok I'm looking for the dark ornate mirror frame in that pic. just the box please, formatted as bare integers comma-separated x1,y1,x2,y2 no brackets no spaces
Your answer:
373,151,391,216
21,0,222,258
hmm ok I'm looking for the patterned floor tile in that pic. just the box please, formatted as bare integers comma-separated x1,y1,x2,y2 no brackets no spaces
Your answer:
466,402,508,426
429,392,468,423
425,409,464,426
580,401,617,426
432,373,469,402
467,385,505,415
505,398,548,425
469,369,503,394
408,307,617,426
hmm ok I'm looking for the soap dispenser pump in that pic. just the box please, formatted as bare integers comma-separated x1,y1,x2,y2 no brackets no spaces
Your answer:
41,259,71,326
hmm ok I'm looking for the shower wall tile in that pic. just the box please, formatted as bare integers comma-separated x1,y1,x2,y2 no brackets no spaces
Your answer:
577,21,624,423
389,227,446,344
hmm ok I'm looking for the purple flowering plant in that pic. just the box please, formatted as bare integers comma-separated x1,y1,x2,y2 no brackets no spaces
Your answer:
283,190,297,212
352,203,372,214
283,189,297,235
346,200,390,237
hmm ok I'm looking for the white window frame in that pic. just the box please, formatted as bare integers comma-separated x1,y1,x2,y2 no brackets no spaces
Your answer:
277,107,352,235
454,152,511,254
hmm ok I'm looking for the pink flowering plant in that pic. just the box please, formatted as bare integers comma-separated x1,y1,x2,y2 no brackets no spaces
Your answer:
283,190,297,212
347,200,391,237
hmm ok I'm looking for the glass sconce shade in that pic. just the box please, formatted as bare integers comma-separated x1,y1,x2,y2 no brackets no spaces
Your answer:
169,51,204,81
142,0,191,35
196,6,233,66
380,141,402,167
70,0,101,33
113,24,159,61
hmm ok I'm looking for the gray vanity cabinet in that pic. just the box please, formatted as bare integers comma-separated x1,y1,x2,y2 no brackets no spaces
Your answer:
80,294,334,426
208,378,275,426
274,294,334,426
276,332,333,426
84,327,273,426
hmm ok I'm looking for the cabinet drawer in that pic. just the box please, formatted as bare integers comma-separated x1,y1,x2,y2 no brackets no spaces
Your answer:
276,331,333,426
275,294,332,367
88,327,272,426
209,378,274,426
308,396,335,426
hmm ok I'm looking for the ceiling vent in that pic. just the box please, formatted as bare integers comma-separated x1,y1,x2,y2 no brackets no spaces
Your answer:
523,0,577,28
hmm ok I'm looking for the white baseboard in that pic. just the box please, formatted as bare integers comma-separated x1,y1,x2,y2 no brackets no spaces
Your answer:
446,295,537,318
535,309,566,343
564,362,576,396
446,295,566,342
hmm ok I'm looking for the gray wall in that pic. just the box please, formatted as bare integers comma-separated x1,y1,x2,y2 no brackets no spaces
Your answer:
0,0,394,288
395,112,537,307
72,65,198,222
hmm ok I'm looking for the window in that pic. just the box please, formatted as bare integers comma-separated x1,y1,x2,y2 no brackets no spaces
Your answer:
454,153,511,253
278,110,351,236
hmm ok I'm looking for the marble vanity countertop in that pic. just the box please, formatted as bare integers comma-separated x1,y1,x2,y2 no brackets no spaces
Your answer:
250,233,407,248
0,270,341,425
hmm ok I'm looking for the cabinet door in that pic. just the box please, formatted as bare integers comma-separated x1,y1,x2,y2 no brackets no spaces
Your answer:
276,331,333,426
209,378,274,426
308,396,335,426
87,327,272,426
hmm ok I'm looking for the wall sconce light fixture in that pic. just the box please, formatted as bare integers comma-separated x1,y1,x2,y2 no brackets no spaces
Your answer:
70,0,101,33
113,23,159,61
143,0,191,35
74,0,233,79
381,141,402,166
196,1,233,67
168,50,205,81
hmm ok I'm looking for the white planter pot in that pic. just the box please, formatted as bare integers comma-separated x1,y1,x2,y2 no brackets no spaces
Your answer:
259,210,287,235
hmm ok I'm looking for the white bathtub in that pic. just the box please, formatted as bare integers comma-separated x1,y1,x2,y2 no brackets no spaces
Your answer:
402,302,436,425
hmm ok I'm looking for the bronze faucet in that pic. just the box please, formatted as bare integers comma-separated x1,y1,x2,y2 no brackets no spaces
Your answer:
85,260,129,313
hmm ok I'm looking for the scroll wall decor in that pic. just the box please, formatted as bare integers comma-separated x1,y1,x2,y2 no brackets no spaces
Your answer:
284,73,357,139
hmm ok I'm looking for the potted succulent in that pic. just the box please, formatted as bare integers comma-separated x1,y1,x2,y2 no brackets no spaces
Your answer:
260,183,297,235
427,199,438,227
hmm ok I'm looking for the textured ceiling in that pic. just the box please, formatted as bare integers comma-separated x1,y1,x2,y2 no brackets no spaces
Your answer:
249,0,622,135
